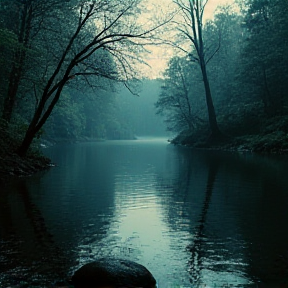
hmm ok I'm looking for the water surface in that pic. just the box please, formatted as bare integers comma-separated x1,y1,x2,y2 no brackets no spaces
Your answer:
1,138,288,287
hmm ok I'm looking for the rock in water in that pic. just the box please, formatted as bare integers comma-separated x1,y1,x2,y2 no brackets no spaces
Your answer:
71,258,157,288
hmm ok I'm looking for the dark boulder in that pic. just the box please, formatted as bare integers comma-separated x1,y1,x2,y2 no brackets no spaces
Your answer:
71,258,157,288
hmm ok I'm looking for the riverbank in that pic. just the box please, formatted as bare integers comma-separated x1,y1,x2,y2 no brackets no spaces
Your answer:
171,130,288,154
0,129,136,182
2,124,288,183
0,126,51,183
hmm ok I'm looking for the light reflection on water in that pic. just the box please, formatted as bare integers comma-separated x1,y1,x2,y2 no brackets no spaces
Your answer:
1,138,288,287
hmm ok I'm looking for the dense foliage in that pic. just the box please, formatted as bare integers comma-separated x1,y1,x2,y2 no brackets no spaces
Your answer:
156,0,288,152
1,0,288,164
0,0,166,159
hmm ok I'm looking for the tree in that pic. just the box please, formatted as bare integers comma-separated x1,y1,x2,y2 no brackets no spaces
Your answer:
173,0,222,139
204,8,253,135
0,28,18,112
16,0,166,156
156,56,204,132
204,7,244,105
1,0,33,123
0,0,76,123
237,0,288,117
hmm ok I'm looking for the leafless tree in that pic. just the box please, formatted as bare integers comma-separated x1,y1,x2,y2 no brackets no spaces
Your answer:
17,0,170,156
173,0,222,139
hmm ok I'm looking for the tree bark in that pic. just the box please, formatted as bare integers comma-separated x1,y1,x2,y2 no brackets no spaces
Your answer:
200,59,221,137
16,125,37,157
16,80,66,157
194,0,222,138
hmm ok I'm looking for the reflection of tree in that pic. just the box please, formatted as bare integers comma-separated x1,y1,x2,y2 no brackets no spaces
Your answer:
155,147,194,224
188,159,218,284
18,181,54,248
155,148,221,285
0,180,71,283
157,147,288,285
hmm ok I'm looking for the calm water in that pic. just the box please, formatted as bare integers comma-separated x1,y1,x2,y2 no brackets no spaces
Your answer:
1,138,288,287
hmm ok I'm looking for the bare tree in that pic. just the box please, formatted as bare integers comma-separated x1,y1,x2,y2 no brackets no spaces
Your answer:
16,0,168,156
173,0,222,140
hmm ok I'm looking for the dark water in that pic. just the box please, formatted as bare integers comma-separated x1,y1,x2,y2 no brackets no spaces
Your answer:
1,138,288,287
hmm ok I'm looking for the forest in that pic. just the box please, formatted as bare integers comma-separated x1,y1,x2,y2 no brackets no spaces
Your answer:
156,0,288,152
1,0,288,177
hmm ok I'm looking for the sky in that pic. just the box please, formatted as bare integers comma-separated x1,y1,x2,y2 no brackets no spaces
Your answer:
141,0,236,78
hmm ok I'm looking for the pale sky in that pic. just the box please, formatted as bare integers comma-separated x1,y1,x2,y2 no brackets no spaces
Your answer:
141,0,236,78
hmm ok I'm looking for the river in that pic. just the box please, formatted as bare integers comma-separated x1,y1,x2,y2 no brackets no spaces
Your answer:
1,138,288,287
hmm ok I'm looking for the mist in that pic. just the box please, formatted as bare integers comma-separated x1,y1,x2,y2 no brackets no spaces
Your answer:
1,1,288,287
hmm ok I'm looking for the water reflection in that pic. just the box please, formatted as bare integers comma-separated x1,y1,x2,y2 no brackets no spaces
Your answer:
1,139,288,287
187,153,219,285
155,147,288,286
0,180,69,286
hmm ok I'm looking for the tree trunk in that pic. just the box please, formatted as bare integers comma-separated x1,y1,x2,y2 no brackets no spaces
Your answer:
2,66,23,122
201,62,221,137
2,1,32,123
16,102,49,156
190,0,222,139
16,125,37,157
16,80,67,157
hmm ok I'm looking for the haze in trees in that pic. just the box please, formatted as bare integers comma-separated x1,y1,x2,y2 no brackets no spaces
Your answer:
0,0,171,156
1,0,288,155
155,0,288,151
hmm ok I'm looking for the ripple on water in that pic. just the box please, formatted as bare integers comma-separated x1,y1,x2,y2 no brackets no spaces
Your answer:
1,141,288,287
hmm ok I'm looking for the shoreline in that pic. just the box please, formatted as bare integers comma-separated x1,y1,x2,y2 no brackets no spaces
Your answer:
171,131,288,155
0,152,52,184
1,133,288,183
